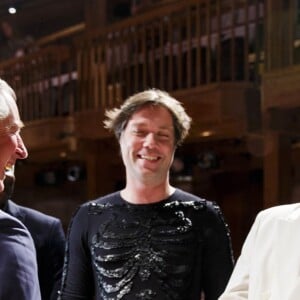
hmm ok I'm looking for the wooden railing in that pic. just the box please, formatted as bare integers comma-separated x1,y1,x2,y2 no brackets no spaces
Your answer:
36,23,86,47
0,0,265,123
264,0,300,71
0,46,77,122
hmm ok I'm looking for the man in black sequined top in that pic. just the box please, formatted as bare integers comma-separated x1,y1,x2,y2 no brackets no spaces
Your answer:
59,89,234,300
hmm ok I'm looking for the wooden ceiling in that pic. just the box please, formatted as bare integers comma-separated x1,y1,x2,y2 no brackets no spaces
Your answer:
0,0,85,39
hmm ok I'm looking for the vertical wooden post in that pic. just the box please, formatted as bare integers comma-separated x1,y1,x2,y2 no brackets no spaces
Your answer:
265,0,294,70
263,132,292,208
84,0,107,29
84,139,124,199
84,140,99,199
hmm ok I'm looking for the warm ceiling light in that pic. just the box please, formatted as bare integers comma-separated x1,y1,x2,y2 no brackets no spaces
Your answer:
60,151,67,158
200,130,213,137
8,7,17,14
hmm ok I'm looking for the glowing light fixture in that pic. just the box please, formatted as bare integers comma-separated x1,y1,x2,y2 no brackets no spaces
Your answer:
8,7,17,14
200,130,213,137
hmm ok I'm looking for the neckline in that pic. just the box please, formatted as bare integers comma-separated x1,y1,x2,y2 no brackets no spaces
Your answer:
118,189,178,207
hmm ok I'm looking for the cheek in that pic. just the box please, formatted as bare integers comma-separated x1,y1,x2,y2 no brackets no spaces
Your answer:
0,136,17,164
119,138,130,160
0,135,17,149
162,143,176,156
8,135,18,151
121,136,139,152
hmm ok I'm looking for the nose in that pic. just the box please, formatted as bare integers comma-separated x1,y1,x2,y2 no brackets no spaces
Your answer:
16,133,28,159
143,133,156,147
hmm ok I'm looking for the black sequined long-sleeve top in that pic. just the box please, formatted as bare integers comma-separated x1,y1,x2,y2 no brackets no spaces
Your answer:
59,189,234,300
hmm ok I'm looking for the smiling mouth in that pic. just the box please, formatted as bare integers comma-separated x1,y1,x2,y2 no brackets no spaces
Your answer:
139,154,160,161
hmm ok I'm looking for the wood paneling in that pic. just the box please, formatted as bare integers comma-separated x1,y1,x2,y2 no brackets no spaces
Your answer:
263,65,300,109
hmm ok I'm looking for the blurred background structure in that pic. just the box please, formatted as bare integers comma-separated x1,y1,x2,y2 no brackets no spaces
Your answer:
0,0,299,258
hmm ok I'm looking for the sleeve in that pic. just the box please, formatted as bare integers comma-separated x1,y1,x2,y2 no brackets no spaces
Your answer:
218,212,262,300
48,219,66,300
201,202,234,300
58,205,95,300
0,214,41,300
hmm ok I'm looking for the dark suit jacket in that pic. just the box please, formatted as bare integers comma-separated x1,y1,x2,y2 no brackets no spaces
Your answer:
3,200,66,300
0,209,41,299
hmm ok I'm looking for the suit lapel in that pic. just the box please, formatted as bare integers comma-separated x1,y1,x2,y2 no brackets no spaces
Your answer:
6,200,26,224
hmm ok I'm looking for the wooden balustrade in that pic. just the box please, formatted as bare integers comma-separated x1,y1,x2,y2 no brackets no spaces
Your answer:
36,23,86,47
0,0,265,123
0,45,77,122
77,0,264,107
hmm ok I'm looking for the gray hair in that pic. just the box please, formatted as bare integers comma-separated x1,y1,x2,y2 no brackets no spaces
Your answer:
104,89,192,146
0,79,19,136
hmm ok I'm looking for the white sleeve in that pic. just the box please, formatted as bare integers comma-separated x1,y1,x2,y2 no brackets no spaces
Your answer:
218,212,263,300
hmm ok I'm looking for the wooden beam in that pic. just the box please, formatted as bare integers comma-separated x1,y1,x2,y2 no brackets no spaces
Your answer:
36,23,86,46
263,132,292,208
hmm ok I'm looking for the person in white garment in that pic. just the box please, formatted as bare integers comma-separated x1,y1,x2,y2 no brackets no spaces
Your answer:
219,203,300,300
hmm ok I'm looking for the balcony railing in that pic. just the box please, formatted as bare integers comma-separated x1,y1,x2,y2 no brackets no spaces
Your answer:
0,45,77,122
77,0,264,109
0,0,265,123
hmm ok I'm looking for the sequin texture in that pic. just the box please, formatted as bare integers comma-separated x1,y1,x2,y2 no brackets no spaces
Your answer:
89,199,199,299
59,189,234,300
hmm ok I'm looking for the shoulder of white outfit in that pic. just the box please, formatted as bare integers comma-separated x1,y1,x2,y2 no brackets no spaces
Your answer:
256,203,300,223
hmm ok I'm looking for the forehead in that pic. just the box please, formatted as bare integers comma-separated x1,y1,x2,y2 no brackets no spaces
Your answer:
128,105,174,126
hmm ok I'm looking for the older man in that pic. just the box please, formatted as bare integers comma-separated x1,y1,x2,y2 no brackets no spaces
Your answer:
0,78,41,299
0,167,66,300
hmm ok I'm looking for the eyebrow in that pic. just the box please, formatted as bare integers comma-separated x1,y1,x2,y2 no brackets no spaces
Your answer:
0,121,24,137
130,121,173,130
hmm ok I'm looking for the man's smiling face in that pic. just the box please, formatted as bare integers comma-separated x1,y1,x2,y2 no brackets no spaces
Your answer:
120,104,175,185
0,99,27,192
